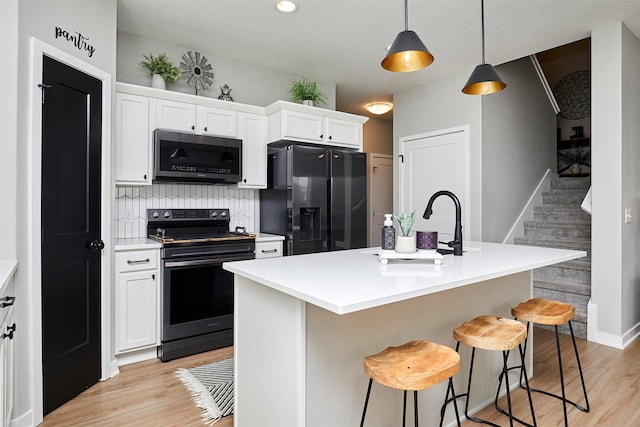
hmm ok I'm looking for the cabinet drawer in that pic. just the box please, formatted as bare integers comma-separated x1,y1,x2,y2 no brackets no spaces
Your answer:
255,241,283,259
116,250,159,273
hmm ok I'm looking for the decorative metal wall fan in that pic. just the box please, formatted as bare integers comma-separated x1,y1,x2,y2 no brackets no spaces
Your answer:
180,51,214,95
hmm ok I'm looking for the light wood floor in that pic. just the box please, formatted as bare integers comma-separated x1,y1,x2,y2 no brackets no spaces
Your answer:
41,327,639,426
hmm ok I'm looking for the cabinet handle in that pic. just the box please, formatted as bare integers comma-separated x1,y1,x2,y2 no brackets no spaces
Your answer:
127,258,150,265
152,274,156,280
1,296,16,308
328,135,332,140
204,126,208,132
144,174,147,180
2,323,16,340
191,125,195,131
261,249,278,254
320,134,323,139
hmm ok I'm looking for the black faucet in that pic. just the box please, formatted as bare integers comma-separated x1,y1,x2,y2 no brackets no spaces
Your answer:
423,190,463,256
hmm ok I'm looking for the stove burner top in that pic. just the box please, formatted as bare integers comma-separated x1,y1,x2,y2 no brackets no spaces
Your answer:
146,208,255,246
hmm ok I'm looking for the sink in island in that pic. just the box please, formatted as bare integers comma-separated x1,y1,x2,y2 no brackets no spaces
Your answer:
223,241,586,427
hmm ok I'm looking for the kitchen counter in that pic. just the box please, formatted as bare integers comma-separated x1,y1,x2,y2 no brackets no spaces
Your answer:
255,233,284,242
114,238,162,251
224,242,586,427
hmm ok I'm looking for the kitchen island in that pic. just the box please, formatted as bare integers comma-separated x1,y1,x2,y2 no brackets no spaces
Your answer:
223,242,586,427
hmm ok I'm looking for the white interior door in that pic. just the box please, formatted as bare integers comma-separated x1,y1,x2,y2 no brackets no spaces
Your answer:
398,126,469,242
367,153,393,247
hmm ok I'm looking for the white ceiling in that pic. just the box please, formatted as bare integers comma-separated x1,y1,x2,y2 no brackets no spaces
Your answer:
117,0,640,118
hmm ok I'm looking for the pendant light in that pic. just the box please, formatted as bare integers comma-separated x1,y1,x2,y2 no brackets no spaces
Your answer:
381,0,434,72
462,0,506,95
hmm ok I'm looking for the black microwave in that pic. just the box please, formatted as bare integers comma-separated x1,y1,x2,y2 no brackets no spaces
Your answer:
153,129,242,184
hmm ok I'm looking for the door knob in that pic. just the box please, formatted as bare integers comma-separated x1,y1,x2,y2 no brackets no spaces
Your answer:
89,239,105,251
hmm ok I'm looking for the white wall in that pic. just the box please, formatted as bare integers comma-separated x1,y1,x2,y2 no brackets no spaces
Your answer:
393,71,483,241
117,31,336,110
590,22,640,348
482,57,557,242
15,1,118,425
0,0,18,261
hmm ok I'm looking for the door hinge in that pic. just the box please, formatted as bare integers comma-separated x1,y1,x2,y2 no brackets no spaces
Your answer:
38,83,52,105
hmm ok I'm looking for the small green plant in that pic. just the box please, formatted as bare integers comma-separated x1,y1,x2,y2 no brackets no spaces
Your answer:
395,211,415,237
288,77,327,105
139,52,181,82
559,146,590,166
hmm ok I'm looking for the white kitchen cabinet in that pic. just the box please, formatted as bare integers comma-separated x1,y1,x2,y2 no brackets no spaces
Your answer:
115,92,152,185
255,240,283,259
115,249,160,354
238,113,267,189
0,264,16,427
266,100,368,151
153,98,238,137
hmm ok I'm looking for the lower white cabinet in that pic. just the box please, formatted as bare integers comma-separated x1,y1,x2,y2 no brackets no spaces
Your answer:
255,240,283,259
115,249,160,354
0,280,16,427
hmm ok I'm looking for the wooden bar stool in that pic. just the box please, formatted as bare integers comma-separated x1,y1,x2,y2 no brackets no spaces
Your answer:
440,315,537,427
360,340,461,427
509,298,590,427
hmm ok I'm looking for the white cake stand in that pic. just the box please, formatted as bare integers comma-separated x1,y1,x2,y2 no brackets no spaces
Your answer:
377,250,444,265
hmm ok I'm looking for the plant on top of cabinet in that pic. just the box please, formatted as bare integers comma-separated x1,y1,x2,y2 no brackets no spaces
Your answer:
139,52,181,89
288,76,327,106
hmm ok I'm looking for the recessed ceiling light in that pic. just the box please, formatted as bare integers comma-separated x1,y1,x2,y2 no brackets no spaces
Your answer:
366,102,393,115
275,1,298,13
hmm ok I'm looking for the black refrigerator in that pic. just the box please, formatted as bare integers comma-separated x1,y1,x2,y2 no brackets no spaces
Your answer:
260,144,367,255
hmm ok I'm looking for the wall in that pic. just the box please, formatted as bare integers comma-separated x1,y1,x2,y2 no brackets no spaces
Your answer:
363,116,393,155
115,184,255,238
482,57,557,242
393,71,483,241
537,39,592,142
590,22,640,348
117,31,336,110
0,0,18,261
15,1,118,425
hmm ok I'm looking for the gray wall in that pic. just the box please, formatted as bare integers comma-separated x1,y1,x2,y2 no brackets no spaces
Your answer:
591,23,640,347
393,70,483,240
117,31,336,109
363,116,393,155
482,57,557,242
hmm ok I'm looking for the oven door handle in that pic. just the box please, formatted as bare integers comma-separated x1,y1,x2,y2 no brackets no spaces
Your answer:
164,254,253,268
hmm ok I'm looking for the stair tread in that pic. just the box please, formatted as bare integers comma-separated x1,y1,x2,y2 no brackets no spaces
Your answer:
514,236,591,245
525,219,591,226
533,276,591,295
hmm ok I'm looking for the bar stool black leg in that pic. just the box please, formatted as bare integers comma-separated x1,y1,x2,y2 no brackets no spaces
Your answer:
568,321,590,412
360,378,373,427
414,390,419,427
494,345,536,427
402,390,407,427
439,376,461,427
554,325,569,427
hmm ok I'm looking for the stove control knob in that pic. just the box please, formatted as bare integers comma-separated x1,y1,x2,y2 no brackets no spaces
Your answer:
163,211,171,219
210,211,218,217
151,211,160,219
220,211,227,217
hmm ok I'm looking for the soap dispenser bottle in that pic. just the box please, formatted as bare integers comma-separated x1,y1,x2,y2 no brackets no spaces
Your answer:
381,214,396,251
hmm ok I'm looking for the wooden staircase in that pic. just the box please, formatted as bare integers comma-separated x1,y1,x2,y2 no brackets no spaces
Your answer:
513,176,591,338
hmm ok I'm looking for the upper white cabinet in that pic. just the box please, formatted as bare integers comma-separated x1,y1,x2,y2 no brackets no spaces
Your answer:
265,100,368,151
152,98,238,138
115,92,152,186
238,113,267,189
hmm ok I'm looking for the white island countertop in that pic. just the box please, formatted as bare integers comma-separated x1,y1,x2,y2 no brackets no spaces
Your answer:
224,241,586,315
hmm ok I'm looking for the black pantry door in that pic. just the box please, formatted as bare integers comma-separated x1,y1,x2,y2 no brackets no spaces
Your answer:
41,55,103,415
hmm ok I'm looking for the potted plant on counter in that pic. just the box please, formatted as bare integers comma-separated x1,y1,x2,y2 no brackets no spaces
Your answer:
139,52,181,90
288,76,327,106
395,211,416,253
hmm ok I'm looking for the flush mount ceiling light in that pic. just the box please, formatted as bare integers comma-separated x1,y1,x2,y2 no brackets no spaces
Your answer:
382,0,434,72
275,1,298,13
366,102,393,115
462,0,506,95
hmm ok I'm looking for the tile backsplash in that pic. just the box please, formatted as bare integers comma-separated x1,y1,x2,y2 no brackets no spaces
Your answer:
115,183,256,239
